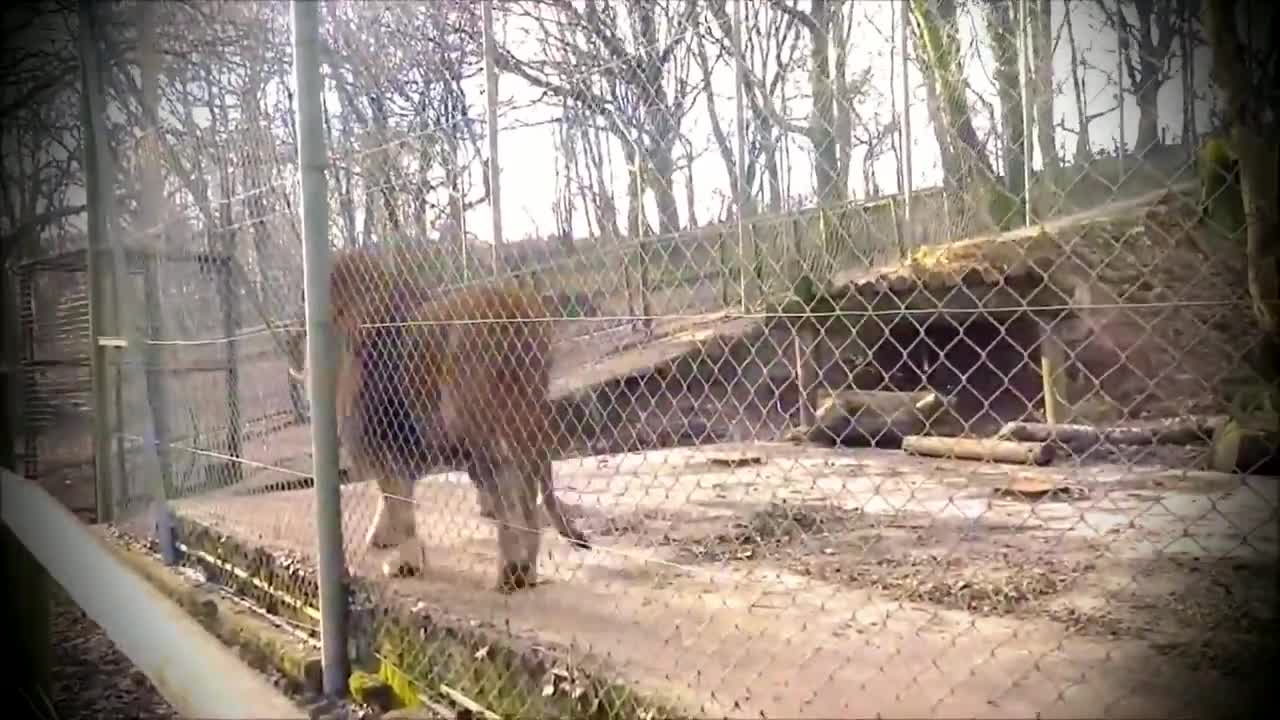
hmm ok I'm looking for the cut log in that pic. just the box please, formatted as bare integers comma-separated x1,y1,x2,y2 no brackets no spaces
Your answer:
902,435,1056,466
997,417,1224,452
806,390,951,448
996,422,1100,450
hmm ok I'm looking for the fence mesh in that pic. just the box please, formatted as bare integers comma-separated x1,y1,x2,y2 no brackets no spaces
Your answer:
38,0,1279,716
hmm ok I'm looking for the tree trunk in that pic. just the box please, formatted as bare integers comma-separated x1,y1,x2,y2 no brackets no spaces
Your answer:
1204,0,1280,344
1032,0,1059,170
623,141,648,318
646,138,681,236
808,0,845,206
1064,0,1093,163
1135,82,1162,153
918,56,960,186
911,0,1008,232
333,85,360,247
986,2,1027,200
692,21,750,216
368,96,402,237
1180,1,1198,146
1126,0,1183,156
683,150,698,228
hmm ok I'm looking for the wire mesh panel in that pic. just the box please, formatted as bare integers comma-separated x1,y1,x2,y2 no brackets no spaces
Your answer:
85,0,1278,717
15,252,95,514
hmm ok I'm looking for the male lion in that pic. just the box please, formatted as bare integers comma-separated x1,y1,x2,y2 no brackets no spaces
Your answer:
290,246,590,593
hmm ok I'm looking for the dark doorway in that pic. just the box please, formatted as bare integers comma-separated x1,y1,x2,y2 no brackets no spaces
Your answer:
870,311,1043,435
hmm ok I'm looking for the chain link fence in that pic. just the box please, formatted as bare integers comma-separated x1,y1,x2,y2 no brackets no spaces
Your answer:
55,0,1278,716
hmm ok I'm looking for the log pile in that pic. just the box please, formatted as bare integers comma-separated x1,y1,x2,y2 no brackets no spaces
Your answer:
785,389,1244,471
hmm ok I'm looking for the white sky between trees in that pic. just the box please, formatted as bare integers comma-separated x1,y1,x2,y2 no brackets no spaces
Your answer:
66,1,1212,251
453,0,1211,246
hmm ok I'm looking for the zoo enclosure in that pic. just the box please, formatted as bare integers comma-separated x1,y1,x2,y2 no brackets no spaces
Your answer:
43,0,1280,717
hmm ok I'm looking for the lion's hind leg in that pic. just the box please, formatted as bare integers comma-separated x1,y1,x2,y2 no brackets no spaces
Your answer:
467,451,541,593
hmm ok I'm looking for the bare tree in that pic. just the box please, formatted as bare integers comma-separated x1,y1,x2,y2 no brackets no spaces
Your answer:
910,0,1015,232
494,0,701,238
1030,0,1060,170
1,2,87,263
985,1,1028,200
1096,0,1189,154
696,0,804,216
711,0,874,209
1204,0,1279,342
326,1,488,250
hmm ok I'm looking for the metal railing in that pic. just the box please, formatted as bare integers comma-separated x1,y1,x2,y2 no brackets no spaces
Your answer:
2,469,305,719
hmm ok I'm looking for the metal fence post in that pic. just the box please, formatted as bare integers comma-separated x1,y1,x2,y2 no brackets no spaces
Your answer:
218,256,243,488
482,0,505,275
78,0,119,526
140,256,175,497
794,321,819,429
137,0,175,504
290,0,350,698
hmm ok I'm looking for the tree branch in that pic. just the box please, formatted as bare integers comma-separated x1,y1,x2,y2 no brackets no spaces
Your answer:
709,0,809,137
0,204,87,262
768,0,821,35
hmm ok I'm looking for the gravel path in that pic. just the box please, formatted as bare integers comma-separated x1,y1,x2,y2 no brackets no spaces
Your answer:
46,584,177,720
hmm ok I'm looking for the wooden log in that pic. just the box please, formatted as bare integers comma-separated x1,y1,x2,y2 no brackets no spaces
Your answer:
902,435,1056,466
997,421,1100,449
997,417,1223,452
807,389,951,448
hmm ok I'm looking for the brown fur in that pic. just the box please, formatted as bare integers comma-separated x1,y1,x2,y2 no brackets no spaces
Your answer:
305,245,590,593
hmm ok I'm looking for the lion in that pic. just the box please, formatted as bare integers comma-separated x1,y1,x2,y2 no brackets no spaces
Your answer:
289,246,591,592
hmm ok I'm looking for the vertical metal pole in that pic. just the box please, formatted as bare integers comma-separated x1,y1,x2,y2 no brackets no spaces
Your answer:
899,0,914,249
122,0,174,563
77,0,117,525
794,323,819,429
219,257,242,487
1116,0,1126,176
290,0,349,698
138,0,174,500
1018,0,1035,226
140,257,174,497
482,0,504,275
732,0,748,310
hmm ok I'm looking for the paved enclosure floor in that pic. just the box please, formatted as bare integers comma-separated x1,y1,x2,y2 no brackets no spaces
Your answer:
171,442,1277,718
